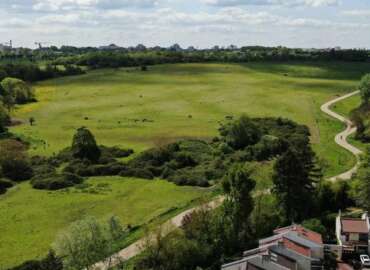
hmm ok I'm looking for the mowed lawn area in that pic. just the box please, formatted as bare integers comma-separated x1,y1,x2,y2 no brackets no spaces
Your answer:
0,177,207,268
11,62,370,177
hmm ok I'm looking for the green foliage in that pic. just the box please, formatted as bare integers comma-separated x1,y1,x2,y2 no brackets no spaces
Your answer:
0,139,33,182
273,148,316,222
0,102,9,133
359,74,370,104
219,115,261,150
71,127,101,162
302,218,326,235
54,216,125,270
0,77,35,107
0,178,14,194
31,173,83,190
355,148,370,211
222,164,256,251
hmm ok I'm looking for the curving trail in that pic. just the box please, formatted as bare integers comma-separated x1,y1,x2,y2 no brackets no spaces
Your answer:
320,90,363,181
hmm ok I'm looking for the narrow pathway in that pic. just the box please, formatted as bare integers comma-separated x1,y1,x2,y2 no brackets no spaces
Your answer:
320,90,363,181
92,197,224,270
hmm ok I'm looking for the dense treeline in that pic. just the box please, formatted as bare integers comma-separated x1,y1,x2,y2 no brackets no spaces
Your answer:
0,63,84,83
52,47,370,69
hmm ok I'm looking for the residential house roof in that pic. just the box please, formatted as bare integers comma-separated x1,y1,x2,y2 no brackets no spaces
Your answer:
273,225,323,244
284,232,322,249
341,218,368,234
247,255,290,270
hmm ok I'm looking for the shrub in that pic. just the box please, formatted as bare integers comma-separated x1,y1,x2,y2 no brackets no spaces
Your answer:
0,178,14,194
119,168,154,179
99,145,134,159
0,178,14,189
31,173,83,190
2,159,33,182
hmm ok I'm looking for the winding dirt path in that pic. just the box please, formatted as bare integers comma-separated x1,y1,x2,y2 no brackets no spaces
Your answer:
320,90,363,181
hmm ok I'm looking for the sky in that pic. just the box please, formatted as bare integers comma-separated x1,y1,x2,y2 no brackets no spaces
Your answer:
0,0,369,49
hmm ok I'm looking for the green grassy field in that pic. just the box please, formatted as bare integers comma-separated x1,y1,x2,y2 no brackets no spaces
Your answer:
0,177,207,268
11,62,370,177
3,61,370,268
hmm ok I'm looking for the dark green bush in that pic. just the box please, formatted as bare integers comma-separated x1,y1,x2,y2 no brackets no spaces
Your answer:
1,159,33,182
0,178,14,194
31,173,83,190
99,145,134,159
119,168,154,179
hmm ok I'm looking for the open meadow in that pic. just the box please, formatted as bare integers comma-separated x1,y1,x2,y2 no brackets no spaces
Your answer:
11,62,370,176
0,177,208,268
2,61,370,268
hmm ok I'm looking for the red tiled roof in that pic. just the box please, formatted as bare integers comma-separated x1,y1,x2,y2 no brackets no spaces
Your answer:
341,218,368,234
274,225,323,244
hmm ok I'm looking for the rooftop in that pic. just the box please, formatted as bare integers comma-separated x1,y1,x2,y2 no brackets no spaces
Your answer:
274,225,323,244
341,218,368,234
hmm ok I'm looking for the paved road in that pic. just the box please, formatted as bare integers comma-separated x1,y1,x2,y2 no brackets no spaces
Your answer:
320,90,363,181
92,197,224,270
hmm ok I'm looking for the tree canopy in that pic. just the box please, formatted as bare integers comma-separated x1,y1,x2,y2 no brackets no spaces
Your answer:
71,127,101,162
0,77,35,110
359,74,370,104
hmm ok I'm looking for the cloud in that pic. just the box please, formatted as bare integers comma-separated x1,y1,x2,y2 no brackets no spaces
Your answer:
32,0,158,11
342,9,370,17
203,0,339,7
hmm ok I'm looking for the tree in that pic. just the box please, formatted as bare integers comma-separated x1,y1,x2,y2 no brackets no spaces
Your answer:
54,216,125,270
222,164,256,250
219,115,262,150
356,148,370,211
71,127,101,162
359,74,370,104
272,148,315,222
0,77,35,107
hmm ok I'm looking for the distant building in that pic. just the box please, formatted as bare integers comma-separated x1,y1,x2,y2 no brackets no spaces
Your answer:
336,212,370,256
222,225,324,270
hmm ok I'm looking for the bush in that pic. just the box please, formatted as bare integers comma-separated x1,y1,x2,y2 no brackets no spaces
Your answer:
119,168,154,179
0,178,14,194
99,145,134,159
2,159,33,182
0,178,14,189
168,169,210,187
31,173,83,190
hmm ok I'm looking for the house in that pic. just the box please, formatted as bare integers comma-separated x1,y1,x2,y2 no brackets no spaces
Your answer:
336,212,370,256
221,225,324,270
